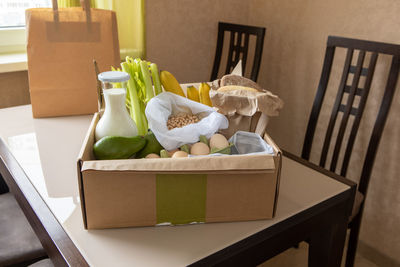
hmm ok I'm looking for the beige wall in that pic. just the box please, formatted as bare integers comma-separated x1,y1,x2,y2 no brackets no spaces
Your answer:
147,0,400,264
146,0,249,83
248,0,400,264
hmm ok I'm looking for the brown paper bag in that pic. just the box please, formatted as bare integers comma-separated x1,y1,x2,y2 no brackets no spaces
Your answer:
210,88,284,138
26,0,120,118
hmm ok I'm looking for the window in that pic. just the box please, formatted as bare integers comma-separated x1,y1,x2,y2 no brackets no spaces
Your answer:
0,0,51,54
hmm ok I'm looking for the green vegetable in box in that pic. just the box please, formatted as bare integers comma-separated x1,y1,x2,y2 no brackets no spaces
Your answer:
119,57,162,136
136,131,164,158
93,136,147,160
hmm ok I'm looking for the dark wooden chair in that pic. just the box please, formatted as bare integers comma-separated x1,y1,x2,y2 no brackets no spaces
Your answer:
0,172,47,266
302,36,400,267
210,22,266,82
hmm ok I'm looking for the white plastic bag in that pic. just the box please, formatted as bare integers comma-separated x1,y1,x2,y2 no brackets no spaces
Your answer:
145,92,229,150
228,131,274,155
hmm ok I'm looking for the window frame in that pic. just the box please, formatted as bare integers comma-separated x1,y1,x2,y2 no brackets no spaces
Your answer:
0,27,26,54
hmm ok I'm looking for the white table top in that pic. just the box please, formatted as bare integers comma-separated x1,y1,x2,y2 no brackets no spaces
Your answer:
0,105,349,267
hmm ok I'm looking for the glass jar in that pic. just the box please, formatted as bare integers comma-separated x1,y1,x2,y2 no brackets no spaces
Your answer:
95,71,138,141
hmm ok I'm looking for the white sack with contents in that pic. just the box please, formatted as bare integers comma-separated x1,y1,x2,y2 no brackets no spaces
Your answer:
145,92,229,150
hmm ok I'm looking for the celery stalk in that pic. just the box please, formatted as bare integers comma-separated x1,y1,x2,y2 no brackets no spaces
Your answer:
140,61,154,103
132,58,145,100
117,57,160,135
121,62,148,135
150,63,162,95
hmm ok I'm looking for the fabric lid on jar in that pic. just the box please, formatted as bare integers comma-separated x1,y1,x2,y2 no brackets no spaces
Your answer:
98,71,130,83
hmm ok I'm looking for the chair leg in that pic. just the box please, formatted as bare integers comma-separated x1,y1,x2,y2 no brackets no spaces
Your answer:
0,173,10,194
345,214,362,267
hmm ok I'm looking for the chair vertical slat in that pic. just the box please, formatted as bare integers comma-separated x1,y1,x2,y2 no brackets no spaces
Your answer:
319,48,354,167
234,32,243,65
301,45,336,160
341,53,378,177
251,28,266,82
225,32,236,75
358,55,400,195
242,33,250,72
210,23,226,81
330,50,366,172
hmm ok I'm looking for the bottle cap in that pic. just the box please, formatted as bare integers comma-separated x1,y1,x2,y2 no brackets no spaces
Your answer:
98,71,130,83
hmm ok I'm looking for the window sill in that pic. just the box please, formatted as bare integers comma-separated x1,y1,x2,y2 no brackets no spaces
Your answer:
0,53,27,73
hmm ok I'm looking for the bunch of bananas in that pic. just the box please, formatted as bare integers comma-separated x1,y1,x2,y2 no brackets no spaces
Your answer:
160,71,212,107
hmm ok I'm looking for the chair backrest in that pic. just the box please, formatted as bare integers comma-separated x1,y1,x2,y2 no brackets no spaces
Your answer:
302,36,400,195
210,22,266,82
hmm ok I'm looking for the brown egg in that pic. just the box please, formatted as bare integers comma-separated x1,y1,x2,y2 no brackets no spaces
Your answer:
209,133,229,149
190,142,210,155
172,151,188,158
145,153,160,158
167,149,180,157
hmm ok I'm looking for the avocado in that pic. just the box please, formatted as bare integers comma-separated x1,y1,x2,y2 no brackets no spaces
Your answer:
93,135,147,160
136,131,164,158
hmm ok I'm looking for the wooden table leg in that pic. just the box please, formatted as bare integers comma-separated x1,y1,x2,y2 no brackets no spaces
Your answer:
308,200,349,267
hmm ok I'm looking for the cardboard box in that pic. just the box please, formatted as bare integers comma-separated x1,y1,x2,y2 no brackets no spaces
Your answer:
77,113,282,229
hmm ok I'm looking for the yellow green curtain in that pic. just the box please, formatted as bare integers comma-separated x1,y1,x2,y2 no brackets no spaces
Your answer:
58,0,145,59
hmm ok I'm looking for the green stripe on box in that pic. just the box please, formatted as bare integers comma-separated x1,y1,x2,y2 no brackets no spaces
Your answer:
156,174,207,224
